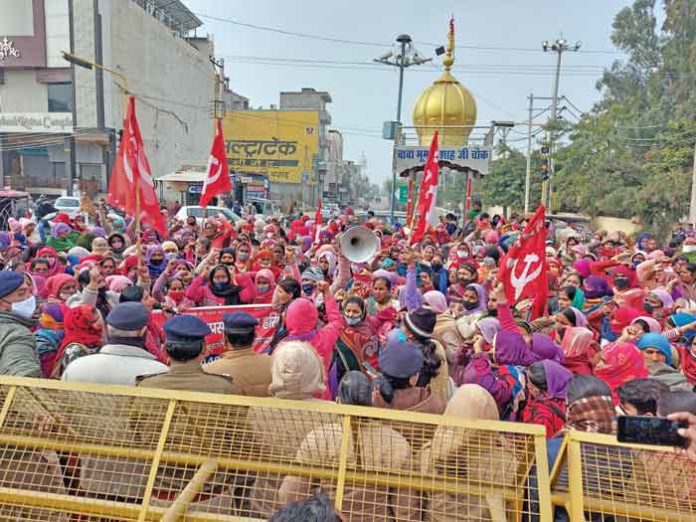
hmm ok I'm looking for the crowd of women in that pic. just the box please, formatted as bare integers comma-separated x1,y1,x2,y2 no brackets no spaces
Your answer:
0,201,695,519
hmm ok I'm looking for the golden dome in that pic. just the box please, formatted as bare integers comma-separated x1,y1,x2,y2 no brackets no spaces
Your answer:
412,19,477,147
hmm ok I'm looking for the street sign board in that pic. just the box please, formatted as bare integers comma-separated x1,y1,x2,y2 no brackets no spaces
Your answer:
397,184,408,204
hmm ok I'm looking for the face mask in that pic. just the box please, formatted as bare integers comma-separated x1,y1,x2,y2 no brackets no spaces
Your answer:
302,283,316,295
213,282,230,292
632,259,643,269
237,252,250,261
614,277,630,290
150,257,164,266
257,284,270,294
59,292,73,301
487,307,498,317
457,251,468,258
165,253,177,261
168,290,184,303
432,263,442,270
462,301,479,311
643,302,655,314
320,266,329,275
11,295,36,319
345,316,361,326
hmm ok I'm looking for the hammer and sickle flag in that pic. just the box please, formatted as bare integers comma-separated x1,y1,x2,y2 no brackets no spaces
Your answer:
200,119,231,208
499,205,548,319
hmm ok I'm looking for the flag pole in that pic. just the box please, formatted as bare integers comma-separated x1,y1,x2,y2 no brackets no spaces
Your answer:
135,175,142,272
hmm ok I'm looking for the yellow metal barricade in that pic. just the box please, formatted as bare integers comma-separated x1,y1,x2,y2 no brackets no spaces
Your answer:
551,431,695,522
0,376,551,521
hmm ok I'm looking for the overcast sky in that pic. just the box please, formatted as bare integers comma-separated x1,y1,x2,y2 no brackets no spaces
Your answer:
186,0,630,183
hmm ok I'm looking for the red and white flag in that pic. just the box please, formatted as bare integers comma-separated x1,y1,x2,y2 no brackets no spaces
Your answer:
410,131,439,244
498,205,548,319
314,197,323,243
107,96,167,237
200,119,231,208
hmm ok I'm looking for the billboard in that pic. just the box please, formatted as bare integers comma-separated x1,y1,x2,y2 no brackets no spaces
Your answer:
222,110,319,184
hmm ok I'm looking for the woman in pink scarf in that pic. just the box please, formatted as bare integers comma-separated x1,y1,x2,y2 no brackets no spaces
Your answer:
560,327,598,375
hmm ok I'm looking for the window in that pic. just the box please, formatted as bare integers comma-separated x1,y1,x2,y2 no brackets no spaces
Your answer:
47,83,73,113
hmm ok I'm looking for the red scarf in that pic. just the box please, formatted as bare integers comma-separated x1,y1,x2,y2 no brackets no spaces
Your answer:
678,345,696,385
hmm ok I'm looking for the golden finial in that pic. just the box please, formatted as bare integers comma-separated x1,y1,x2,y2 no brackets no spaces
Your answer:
443,16,455,71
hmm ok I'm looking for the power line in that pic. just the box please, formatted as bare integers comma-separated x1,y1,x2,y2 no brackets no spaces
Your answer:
195,12,622,55
195,12,387,47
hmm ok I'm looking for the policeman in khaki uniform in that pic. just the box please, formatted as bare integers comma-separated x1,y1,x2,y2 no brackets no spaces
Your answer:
205,312,272,397
137,315,236,394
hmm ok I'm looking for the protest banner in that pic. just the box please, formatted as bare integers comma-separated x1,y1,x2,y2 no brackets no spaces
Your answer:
151,304,278,361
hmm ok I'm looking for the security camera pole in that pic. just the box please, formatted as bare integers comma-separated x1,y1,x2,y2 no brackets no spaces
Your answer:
541,37,580,209
374,35,431,224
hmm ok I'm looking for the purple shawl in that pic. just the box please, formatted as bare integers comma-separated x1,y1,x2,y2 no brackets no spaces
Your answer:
495,331,563,366
495,330,539,366
530,333,564,363
462,283,488,316
540,359,573,399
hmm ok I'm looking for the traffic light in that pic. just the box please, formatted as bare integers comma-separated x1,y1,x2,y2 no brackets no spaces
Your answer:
540,159,550,181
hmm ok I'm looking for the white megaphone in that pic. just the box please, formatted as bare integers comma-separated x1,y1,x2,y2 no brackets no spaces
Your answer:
340,226,380,263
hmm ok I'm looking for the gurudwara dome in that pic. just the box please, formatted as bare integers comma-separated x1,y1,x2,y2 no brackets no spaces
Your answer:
412,19,477,147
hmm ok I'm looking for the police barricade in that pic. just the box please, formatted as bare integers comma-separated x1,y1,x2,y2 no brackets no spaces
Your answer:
550,431,695,521
0,376,552,522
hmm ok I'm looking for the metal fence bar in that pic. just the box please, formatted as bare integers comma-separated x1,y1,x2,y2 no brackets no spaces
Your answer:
333,414,353,511
566,438,586,522
138,399,177,522
0,385,17,426
533,432,553,522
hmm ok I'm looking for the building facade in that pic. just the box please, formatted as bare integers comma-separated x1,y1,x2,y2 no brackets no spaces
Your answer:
280,87,331,205
0,0,218,198
325,129,343,202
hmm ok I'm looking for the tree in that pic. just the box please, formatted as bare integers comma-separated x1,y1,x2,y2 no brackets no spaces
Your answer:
552,0,696,239
477,144,542,213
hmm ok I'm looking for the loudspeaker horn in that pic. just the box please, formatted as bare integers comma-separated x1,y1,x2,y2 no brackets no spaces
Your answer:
340,226,380,263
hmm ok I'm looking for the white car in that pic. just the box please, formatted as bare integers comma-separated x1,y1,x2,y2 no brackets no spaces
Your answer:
53,196,82,217
175,205,241,226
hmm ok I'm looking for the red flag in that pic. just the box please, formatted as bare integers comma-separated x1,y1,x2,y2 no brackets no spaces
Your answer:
107,96,167,237
314,197,323,243
498,205,548,319
200,119,231,208
410,131,439,244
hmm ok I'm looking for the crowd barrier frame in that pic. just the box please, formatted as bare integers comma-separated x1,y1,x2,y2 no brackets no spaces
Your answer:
0,376,693,521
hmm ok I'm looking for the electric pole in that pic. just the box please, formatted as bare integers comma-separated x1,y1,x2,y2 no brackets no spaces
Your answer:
689,140,696,225
525,94,533,215
542,37,581,209
374,35,431,223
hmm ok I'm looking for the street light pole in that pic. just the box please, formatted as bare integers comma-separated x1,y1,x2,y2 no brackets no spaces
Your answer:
542,38,580,209
395,36,408,124
62,51,129,111
374,34,431,224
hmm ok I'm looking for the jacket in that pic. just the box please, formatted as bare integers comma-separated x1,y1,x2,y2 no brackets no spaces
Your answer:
0,311,42,377
67,286,120,311
204,347,273,396
284,295,344,376
61,343,168,385
247,397,333,518
278,421,418,521
646,360,693,392
182,273,255,308
136,359,236,394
